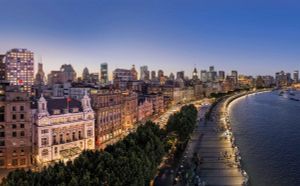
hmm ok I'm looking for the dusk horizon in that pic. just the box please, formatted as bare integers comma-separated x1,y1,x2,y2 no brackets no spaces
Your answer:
1,0,300,77
1,1,300,186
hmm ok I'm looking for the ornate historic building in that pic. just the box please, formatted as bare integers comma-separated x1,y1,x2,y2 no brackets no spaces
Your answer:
122,92,138,131
33,94,95,167
137,98,153,122
0,90,32,169
91,90,123,149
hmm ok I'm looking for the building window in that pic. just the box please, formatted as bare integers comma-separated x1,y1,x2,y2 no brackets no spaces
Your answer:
12,106,16,111
12,132,17,137
78,131,82,139
12,150,17,157
59,134,63,143
20,124,24,128
87,129,93,137
41,138,48,146
0,150,3,157
0,141,5,146
54,147,58,154
20,106,24,111
12,124,17,129
20,114,24,120
72,132,76,141
12,114,16,120
0,159,4,166
41,149,48,156
41,129,48,134
20,131,25,137
20,158,26,165
20,149,25,156
0,106,4,122
53,135,57,144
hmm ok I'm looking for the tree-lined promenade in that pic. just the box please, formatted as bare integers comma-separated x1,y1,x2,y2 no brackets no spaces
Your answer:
1,105,198,186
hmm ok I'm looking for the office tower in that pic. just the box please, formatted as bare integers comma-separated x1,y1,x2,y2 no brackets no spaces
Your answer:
5,49,34,92
82,67,90,82
140,66,149,81
231,70,238,85
200,70,208,82
131,65,138,80
209,66,214,72
218,71,225,81
169,73,175,81
0,55,5,81
151,70,156,80
158,70,164,79
176,71,184,80
100,63,108,84
34,63,45,85
60,64,76,82
293,70,299,83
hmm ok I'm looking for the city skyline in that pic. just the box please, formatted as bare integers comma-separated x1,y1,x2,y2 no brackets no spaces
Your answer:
1,0,300,76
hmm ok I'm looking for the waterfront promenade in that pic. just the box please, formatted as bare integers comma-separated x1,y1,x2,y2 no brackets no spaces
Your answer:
174,95,248,186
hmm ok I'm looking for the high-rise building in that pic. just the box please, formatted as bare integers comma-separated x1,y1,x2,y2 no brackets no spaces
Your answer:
5,49,34,92
82,67,90,82
209,66,214,72
100,63,108,84
151,70,156,80
131,65,138,81
158,70,164,79
60,64,76,82
218,71,225,81
34,63,45,86
176,71,184,80
293,70,299,83
200,70,208,82
169,73,175,81
140,66,149,81
0,55,5,81
0,90,32,168
231,70,238,85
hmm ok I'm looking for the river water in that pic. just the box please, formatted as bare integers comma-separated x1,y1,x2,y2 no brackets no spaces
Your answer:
229,91,300,186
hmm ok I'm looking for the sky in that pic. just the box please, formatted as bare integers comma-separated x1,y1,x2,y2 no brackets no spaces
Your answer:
0,0,300,78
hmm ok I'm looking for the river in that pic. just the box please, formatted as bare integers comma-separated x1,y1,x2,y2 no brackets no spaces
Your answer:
229,91,300,186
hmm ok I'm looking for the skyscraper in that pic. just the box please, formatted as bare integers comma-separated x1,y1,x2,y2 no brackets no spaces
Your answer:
82,67,90,82
5,49,34,92
231,70,238,85
176,71,184,80
0,55,5,81
218,71,225,81
200,70,208,82
100,63,108,84
151,70,156,80
293,70,299,83
140,66,149,81
34,63,45,85
158,70,164,79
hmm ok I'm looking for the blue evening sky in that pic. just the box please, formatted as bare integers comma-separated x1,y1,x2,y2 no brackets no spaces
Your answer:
0,0,300,77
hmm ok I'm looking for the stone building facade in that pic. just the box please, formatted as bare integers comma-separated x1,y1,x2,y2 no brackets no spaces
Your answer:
0,91,32,169
91,90,123,149
33,94,95,167
122,92,138,131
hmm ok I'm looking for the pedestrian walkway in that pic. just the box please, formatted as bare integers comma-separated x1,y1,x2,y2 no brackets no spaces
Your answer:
176,98,247,186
